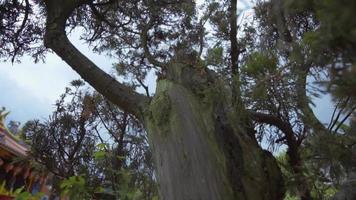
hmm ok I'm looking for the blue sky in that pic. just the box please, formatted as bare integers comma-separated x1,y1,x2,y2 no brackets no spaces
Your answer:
0,30,113,123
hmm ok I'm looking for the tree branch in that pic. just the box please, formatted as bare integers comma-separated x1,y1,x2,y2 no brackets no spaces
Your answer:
329,97,350,131
229,0,239,76
250,111,295,142
334,106,356,133
140,21,165,68
250,111,301,168
137,78,150,97
44,1,149,120
11,0,30,63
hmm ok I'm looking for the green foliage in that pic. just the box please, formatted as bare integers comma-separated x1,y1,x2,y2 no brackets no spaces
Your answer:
306,132,356,176
60,175,91,199
117,170,144,200
241,52,279,101
313,0,356,50
94,143,108,160
93,150,106,160
0,181,11,196
205,45,224,66
276,151,338,200
276,153,298,196
244,52,277,77
248,84,267,102
288,0,356,98
286,0,356,50
22,83,158,199
15,192,44,200
60,170,147,200
0,181,43,200
284,193,298,200
0,182,24,197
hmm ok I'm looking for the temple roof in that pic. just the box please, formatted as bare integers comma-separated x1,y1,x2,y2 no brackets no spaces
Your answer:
0,111,28,158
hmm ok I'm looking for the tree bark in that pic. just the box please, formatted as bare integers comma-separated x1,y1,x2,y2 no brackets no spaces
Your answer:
229,0,239,76
333,167,356,200
43,2,285,199
250,111,312,200
44,1,149,120
144,61,285,200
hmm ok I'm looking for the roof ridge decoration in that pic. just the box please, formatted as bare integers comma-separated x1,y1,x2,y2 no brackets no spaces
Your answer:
0,108,28,157
0,108,10,133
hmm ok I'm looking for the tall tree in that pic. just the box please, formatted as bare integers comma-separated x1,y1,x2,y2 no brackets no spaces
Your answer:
1,0,285,199
240,0,356,199
23,81,157,199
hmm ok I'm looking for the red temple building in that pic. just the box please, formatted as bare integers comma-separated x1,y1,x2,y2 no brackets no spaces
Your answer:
0,111,52,199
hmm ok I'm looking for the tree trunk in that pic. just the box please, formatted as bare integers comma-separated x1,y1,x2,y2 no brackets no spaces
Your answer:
144,61,285,200
43,3,285,198
333,167,356,200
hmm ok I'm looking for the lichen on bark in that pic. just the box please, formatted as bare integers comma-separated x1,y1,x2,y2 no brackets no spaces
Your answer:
143,61,285,200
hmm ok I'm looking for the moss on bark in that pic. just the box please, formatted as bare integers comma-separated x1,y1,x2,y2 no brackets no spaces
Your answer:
144,62,285,200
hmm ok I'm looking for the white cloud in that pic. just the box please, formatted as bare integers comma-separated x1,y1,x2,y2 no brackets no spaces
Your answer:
0,69,51,123
0,29,115,123
1,55,79,103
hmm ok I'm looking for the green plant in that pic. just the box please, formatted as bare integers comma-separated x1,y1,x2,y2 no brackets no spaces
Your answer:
117,170,143,200
0,181,10,196
0,181,44,200
15,191,44,200
0,181,23,197
60,175,91,199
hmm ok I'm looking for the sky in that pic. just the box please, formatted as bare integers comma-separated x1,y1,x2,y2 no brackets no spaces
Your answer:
0,30,114,123
0,0,335,127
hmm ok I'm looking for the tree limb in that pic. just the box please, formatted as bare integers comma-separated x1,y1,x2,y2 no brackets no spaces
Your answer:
140,21,165,68
329,97,350,131
250,111,295,143
137,78,150,97
11,0,30,63
44,1,150,120
334,106,356,133
229,0,239,76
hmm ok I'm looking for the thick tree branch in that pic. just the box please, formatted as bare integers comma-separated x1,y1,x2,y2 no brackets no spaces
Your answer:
140,21,165,68
250,110,311,198
250,111,296,145
229,0,244,107
250,111,304,181
44,1,149,120
229,0,239,76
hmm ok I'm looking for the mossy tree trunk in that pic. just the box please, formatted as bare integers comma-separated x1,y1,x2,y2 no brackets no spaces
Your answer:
144,62,285,200
43,2,285,199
